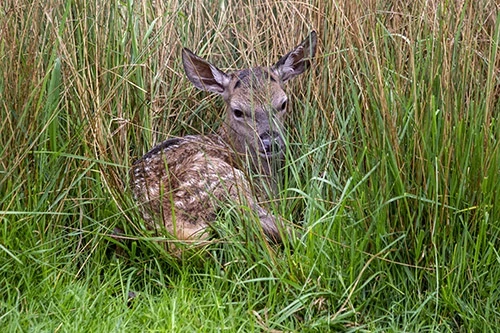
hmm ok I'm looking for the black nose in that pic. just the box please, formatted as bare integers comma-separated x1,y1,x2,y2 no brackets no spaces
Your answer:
259,131,284,155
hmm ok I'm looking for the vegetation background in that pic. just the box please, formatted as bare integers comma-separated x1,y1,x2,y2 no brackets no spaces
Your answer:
1,0,499,331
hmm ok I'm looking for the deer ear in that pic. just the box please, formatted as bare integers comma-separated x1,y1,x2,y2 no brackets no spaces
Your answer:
273,31,317,83
182,48,231,94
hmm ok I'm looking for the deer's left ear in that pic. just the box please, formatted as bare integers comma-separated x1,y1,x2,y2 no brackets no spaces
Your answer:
273,31,317,83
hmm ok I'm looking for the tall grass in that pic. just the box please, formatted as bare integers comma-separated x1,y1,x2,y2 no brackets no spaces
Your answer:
1,0,499,331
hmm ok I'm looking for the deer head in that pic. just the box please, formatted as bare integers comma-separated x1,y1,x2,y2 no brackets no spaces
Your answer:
182,31,317,176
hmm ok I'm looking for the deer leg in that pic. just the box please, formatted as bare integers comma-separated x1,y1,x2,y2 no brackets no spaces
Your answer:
252,204,283,243
215,170,285,243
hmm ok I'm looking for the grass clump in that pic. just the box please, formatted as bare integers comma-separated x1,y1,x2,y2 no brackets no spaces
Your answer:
1,0,499,331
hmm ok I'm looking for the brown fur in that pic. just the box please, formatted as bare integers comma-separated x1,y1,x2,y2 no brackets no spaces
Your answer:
130,32,317,247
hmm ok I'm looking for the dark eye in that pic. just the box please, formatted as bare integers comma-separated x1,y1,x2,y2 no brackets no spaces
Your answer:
233,109,244,118
280,100,288,111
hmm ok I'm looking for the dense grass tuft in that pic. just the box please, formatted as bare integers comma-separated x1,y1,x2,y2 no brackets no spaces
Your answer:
1,0,499,331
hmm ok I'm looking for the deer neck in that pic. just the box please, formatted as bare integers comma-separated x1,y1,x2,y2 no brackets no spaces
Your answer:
217,123,275,177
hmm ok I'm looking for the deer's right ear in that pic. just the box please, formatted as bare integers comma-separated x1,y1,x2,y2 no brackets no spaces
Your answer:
182,48,231,94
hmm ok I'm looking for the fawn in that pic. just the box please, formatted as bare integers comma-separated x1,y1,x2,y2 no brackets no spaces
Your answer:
130,31,317,248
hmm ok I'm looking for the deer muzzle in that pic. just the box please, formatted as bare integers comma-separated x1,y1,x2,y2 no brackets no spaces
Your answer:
259,131,285,157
